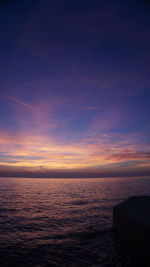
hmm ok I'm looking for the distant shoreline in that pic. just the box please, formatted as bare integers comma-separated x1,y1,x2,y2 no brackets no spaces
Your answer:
0,175,150,179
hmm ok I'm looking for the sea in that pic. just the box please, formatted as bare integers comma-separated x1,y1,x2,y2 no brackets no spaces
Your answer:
0,176,150,267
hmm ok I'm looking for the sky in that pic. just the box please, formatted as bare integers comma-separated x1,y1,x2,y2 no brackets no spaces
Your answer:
0,0,150,177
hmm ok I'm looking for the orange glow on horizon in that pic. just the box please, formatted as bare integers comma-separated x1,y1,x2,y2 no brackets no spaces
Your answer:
0,130,150,172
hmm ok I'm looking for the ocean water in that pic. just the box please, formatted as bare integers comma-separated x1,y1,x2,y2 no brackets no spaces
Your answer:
0,177,150,267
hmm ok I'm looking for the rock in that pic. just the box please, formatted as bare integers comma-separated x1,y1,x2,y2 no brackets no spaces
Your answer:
113,196,150,266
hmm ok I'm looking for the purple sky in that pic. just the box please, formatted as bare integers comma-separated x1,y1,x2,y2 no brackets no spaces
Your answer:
0,0,150,177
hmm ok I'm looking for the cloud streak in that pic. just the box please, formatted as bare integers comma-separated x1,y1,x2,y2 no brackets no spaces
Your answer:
0,128,150,174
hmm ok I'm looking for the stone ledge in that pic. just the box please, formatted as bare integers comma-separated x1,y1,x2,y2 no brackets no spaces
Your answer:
113,196,150,266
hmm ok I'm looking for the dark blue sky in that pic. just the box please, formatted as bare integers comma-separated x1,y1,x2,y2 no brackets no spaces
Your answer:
0,0,150,177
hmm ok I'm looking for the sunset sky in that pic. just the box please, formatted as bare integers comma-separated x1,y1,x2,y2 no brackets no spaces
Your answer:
0,0,150,177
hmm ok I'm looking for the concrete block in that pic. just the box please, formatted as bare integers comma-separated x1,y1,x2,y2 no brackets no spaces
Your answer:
113,196,150,266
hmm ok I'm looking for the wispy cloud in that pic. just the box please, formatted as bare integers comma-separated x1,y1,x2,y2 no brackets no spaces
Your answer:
6,95,39,113
1,90,40,113
0,128,150,173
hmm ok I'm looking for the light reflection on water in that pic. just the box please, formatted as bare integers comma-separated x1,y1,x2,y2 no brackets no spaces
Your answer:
0,177,150,266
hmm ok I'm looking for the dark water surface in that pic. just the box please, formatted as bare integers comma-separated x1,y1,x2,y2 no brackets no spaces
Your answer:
0,177,150,266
